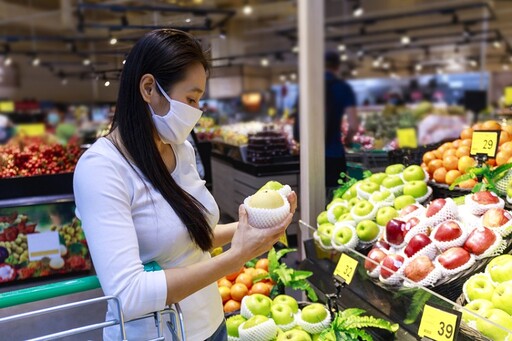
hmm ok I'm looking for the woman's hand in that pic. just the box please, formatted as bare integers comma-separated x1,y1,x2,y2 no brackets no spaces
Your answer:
228,191,297,268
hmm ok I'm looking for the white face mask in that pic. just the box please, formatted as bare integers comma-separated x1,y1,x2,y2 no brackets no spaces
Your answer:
148,81,202,145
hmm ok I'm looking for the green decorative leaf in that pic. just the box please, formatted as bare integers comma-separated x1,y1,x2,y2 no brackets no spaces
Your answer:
267,247,279,274
275,248,297,262
490,163,512,179
274,266,293,285
449,173,476,189
403,289,432,325
362,170,373,179
244,258,258,268
334,172,357,199
289,270,313,281
339,308,366,320
473,182,484,193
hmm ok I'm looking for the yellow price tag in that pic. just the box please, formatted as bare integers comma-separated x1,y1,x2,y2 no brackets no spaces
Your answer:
279,233,288,247
505,87,512,106
396,128,418,148
333,253,358,285
17,123,46,137
418,304,460,341
0,101,14,112
470,130,500,158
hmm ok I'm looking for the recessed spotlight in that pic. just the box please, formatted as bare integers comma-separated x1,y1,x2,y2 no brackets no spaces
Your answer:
82,58,91,66
352,3,363,17
401,35,410,45
243,4,253,15
290,73,297,81
109,37,118,45
415,64,423,71
503,64,510,71
279,74,286,82
104,80,110,87
61,78,68,85
185,18,192,23
260,58,269,67
469,59,478,67
351,69,358,76
372,58,381,68
493,40,502,49
122,59,126,65
32,57,40,66
340,54,348,61
4,57,12,66
338,44,346,52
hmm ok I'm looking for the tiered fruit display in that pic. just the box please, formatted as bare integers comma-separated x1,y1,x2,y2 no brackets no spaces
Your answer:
315,165,432,252
421,120,512,188
0,136,82,178
0,211,91,283
460,254,512,341
226,295,398,341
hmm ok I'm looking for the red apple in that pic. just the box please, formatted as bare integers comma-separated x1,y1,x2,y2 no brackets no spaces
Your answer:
426,198,446,218
437,247,471,270
403,217,420,237
482,208,512,228
380,254,405,279
385,219,406,246
400,204,420,218
404,233,432,258
375,238,391,251
364,248,387,272
472,191,499,205
404,256,436,282
463,226,497,255
433,220,463,242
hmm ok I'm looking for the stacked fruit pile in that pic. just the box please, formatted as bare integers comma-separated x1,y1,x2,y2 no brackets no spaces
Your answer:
315,164,432,252
363,191,511,288
218,258,275,314
421,120,512,188
0,136,82,178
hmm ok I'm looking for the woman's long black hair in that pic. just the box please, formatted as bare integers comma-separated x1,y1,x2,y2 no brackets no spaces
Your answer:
110,29,213,251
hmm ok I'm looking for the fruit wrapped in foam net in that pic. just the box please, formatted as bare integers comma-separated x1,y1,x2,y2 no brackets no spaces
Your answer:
431,220,469,252
414,186,433,204
238,318,278,341
275,318,297,332
459,206,483,233
327,202,348,224
380,184,404,197
403,262,443,288
401,240,438,261
403,219,430,244
358,225,384,247
243,192,290,229
331,223,359,252
424,198,459,227
399,168,430,183
350,204,378,223
481,215,512,238
369,192,395,209
434,252,476,276
473,230,507,261
379,262,405,286
465,192,505,216
313,230,334,251
296,306,332,335
355,183,374,200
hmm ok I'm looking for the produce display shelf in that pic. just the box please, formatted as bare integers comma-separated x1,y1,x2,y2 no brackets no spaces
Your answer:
0,173,74,200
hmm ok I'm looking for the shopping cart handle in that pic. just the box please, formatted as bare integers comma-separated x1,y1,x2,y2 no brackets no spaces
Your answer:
0,261,162,309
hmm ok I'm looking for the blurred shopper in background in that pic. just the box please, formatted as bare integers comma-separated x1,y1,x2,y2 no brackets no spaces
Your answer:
0,113,13,144
46,105,77,144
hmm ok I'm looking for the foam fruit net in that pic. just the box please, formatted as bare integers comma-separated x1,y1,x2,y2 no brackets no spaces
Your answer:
296,308,332,334
238,318,277,341
243,194,290,229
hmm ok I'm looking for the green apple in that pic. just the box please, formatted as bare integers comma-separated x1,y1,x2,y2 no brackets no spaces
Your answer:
385,164,405,175
356,220,380,242
258,180,284,192
486,254,512,283
394,195,417,210
277,329,312,341
381,176,404,189
271,303,295,326
351,200,374,217
475,308,512,341
243,293,273,317
369,172,388,185
342,185,357,200
226,314,246,337
492,282,512,315
465,274,496,302
337,213,353,222
462,299,494,323
330,205,348,220
359,181,380,194
273,295,299,314
316,211,329,225
403,181,428,198
375,206,398,226
403,165,426,182
317,223,334,247
371,190,393,203
332,225,354,245
348,197,360,209
326,198,346,210
300,303,328,324
240,315,278,341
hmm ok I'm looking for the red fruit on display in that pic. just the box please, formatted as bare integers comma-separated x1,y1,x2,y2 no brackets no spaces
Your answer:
385,219,406,246
404,233,432,258
472,191,500,205
426,198,446,218
437,247,471,270
380,254,405,279
433,220,463,242
482,208,512,228
375,238,391,251
404,256,436,282
399,204,420,218
463,227,497,255
403,217,420,237
364,248,387,272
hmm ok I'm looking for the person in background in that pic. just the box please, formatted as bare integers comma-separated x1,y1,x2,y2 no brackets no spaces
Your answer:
73,29,297,340
0,113,13,144
324,51,359,197
46,105,77,144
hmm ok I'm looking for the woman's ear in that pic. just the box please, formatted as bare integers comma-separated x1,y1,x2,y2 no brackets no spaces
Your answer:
140,74,155,104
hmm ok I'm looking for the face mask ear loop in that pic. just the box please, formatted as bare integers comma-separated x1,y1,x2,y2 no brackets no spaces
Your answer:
155,81,173,103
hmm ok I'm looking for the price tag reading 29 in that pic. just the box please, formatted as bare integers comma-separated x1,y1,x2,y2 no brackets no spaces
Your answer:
470,130,501,159
333,253,358,285
418,304,461,341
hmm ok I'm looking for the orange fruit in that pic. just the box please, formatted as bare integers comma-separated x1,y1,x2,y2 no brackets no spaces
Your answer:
433,167,448,184
473,123,483,131
455,146,470,158
458,156,476,173
230,283,249,301
500,131,511,146
458,179,477,189
445,170,462,185
460,128,473,140
461,139,473,147
223,299,241,313
496,151,511,166
218,278,233,288
235,273,253,289
421,163,429,173
442,148,457,158
433,149,443,159
423,151,437,165
508,156,512,164
501,141,512,154
255,258,269,272
443,155,459,171
219,286,231,303
452,139,462,148
244,267,256,277
428,159,444,174
503,125,512,135
482,120,501,131
487,159,497,167
226,267,244,281
250,282,271,296
253,268,269,279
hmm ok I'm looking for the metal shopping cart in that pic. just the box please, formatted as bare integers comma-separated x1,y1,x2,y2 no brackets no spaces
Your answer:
0,262,186,341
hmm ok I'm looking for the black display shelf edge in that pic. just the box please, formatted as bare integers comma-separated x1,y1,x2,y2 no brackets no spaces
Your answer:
0,173,74,200
212,152,300,177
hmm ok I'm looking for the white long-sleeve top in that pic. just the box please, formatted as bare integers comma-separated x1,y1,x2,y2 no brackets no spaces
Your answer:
73,137,222,340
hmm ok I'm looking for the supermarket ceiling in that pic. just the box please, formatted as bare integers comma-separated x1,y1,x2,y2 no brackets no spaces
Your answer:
0,0,511,80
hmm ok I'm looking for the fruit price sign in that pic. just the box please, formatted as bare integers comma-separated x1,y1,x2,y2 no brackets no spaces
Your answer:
418,304,461,341
278,233,288,247
470,130,500,159
333,253,358,285
396,128,418,148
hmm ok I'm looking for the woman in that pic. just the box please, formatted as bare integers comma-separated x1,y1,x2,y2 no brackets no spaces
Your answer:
73,29,297,340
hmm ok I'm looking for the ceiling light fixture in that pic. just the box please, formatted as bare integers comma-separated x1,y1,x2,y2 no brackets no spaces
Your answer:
290,73,297,81
351,69,358,76
279,74,286,82
82,58,91,66
243,1,253,16
469,59,477,67
260,58,269,67
4,56,12,66
292,45,299,53
338,44,346,52
401,34,410,45
436,68,444,75
415,63,423,71
122,59,126,65
32,56,40,67
61,78,68,85
340,54,348,61
493,39,502,49
357,49,364,58
382,62,390,69
503,64,510,71
372,58,381,68
109,36,118,45
352,2,363,17
104,80,110,87
185,18,192,23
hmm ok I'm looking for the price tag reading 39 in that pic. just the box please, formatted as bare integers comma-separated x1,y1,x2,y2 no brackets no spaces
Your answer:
470,130,500,159
418,304,461,341
333,253,358,285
